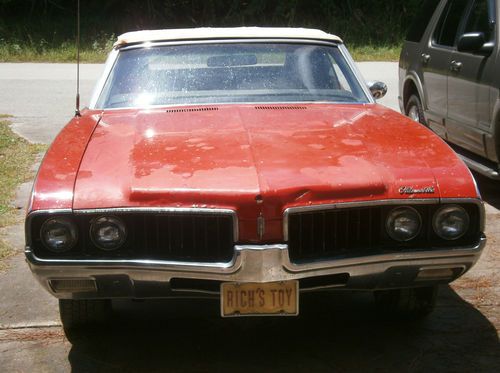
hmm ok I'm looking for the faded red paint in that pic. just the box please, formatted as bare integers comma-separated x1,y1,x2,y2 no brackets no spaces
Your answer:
30,113,102,211
30,103,478,242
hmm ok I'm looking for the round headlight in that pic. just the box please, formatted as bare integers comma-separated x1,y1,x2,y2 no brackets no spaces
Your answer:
386,207,422,242
90,216,127,250
433,205,470,240
40,217,78,252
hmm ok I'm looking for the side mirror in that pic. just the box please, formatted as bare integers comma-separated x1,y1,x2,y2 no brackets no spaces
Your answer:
367,81,387,99
457,32,493,55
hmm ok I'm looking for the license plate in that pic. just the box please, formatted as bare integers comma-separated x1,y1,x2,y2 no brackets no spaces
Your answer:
221,280,299,317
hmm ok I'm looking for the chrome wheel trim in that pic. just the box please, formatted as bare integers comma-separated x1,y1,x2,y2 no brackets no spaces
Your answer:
408,105,420,122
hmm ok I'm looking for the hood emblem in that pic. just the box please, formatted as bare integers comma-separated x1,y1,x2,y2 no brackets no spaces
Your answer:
399,186,435,195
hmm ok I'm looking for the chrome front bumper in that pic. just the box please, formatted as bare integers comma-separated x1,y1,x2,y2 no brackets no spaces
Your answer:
25,235,486,299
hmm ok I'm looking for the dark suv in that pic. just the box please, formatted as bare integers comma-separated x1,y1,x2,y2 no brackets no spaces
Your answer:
399,0,499,178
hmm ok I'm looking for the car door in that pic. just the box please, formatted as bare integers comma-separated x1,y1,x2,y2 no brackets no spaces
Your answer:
447,0,496,156
422,0,469,138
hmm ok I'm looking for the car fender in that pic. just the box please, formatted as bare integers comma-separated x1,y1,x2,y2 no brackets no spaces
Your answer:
402,72,426,112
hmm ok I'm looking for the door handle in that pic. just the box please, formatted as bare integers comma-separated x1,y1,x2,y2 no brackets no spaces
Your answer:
421,53,431,64
450,60,463,72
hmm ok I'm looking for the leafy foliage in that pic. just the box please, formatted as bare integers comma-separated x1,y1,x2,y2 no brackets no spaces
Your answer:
0,0,424,47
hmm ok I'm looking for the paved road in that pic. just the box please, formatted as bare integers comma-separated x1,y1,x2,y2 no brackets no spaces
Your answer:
0,62,498,372
0,63,103,144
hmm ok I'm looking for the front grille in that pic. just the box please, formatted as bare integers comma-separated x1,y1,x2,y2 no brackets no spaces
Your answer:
287,203,481,263
30,211,235,263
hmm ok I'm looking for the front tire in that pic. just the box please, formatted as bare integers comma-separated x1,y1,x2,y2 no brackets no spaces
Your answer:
374,286,438,319
405,94,427,126
59,299,112,331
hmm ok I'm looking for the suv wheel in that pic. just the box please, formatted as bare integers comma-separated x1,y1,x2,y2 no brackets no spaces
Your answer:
374,286,438,319
59,299,112,331
405,94,427,126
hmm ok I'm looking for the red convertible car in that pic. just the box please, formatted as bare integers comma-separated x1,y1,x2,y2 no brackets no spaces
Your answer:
25,28,485,330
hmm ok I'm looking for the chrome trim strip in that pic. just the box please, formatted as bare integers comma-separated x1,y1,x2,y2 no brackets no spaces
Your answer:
282,198,484,241
172,288,220,296
235,244,288,251
338,44,375,104
460,154,500,180
26,206,239,247
89,49,119,109
117,38,342,51
25,248,239,273
74,207,235,214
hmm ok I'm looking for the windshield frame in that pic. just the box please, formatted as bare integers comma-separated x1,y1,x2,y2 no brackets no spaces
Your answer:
89,38,374,110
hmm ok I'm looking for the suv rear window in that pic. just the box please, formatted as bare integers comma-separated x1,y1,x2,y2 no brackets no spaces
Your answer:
405,0,441,42
433,0,469,46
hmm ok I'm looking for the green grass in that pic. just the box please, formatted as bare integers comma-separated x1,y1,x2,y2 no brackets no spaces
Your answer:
0,45,107,63
0,37,115,63
350,44,402,62
0,48,107,63
0,117,46,267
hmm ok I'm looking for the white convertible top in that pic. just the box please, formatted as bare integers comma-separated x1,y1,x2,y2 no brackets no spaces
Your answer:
115,27,342,47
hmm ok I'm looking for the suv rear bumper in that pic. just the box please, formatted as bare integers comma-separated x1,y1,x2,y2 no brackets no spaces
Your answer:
25,235,486,299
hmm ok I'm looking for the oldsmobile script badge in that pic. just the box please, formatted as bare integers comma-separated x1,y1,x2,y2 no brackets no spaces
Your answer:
399,186,435,195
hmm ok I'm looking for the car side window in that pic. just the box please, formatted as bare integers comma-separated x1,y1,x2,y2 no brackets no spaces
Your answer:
433,0,469,47
464,0,493,41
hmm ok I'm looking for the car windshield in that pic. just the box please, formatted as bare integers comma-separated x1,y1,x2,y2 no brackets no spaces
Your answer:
96,43,369,109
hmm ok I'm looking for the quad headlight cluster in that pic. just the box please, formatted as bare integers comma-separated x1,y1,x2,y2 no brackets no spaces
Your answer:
386,205,470,242
40,215,127,253
38,205,472,253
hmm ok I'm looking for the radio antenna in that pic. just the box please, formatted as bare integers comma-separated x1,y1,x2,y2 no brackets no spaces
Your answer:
75,0,81,117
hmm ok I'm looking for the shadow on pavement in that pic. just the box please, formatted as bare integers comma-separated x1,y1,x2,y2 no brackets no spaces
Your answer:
67,286,499,372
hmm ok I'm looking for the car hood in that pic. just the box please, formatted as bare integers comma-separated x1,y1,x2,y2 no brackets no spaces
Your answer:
72,104,477,240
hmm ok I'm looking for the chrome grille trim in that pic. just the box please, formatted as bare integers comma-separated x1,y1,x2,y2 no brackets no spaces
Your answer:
283,198,483,241
26,208,239,262
284,198,483,263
